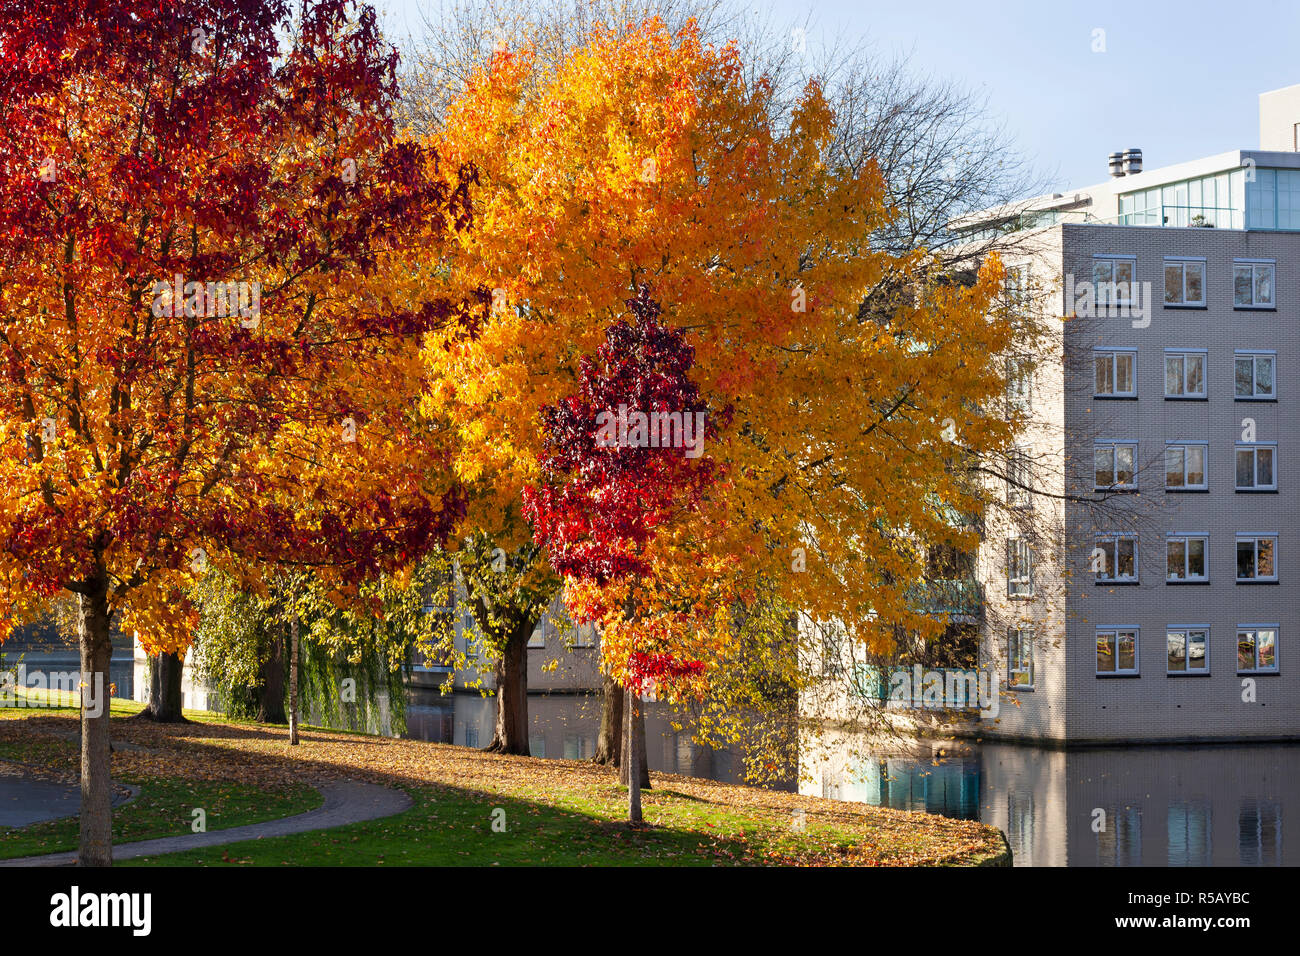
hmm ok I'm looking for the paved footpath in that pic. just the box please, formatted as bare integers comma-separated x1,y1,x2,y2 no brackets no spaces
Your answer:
0,775,135,828
0,779,412,866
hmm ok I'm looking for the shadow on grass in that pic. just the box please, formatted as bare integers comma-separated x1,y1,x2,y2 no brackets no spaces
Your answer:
0,711,1004,866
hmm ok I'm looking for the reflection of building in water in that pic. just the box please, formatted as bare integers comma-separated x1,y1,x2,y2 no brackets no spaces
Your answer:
804,735,1299,866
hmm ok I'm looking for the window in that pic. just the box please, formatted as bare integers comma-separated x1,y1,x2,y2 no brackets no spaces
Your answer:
527,620,546,648
1236,625,1278,673
1092,255,1137,306
1167,534,1209,582
1164,441,1207,490
1167,627,1209,674
1006,447,1033,508
1095,349,1137,397
1235,351,1276,400
1164,258,1205,306
1233,259,1275,308
571,622,597,648
1008,627,1034,688
1004,264,1031,307
1094,533,1138,583
1236,535,1278,582
563,734,594,760
1007,538,1033,597
1096,627,1139,675
1095,441,1138,490
1006,356,1032,413
1164,350,1207,399
1235,444,1277,491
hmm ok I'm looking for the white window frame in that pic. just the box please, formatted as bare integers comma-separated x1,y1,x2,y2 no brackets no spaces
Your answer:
1167,626,1210,675
1008,627,1034,689
1095,440,1138,490
1164,349,1208,399
1092,255,1138,307
1164,257,1206,306
1234,350,1276,400
1094,532,1139,583
1235,443,1278,491
1094,348,1137,397
1233,258,1275,308
1006,355,1033,413
527,620,546,648
1004,263,1032,308
1096,626,1140,676
1166,533,1209,583
1006,446,1033,509
1236,624,1279,674
1007,537,1033,598
1165,440,1208,491
1235,534,1279,582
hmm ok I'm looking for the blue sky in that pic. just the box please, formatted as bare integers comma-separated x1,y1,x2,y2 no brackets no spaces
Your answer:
373,0,1300,194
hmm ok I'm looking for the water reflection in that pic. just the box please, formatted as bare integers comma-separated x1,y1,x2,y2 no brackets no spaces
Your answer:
407,689,1298,866
406,688,782,786
804,739,1299,866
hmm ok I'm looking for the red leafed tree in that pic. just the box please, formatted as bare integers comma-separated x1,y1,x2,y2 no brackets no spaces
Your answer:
523,285,718,824
0,0,476,865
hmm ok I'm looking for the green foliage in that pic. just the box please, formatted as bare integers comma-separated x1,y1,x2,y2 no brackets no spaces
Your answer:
192,559,456,729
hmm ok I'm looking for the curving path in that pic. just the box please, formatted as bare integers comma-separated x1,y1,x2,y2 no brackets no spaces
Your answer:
0,775,135,828
0,778,412,867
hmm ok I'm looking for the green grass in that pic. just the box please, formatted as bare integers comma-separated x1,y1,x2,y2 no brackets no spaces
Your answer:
1,704,1009,866
0,697,321,859
0,776,321,860
122,784,862,866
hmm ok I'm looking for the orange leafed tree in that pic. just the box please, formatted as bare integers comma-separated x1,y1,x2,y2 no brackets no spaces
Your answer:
427,18,1018,719
0,0,474,865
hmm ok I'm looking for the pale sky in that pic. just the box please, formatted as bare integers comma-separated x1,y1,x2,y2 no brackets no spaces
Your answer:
373,0,1300,194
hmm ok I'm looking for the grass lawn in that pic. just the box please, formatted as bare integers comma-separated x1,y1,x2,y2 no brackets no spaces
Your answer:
0,702,1009,866
1,694,321,860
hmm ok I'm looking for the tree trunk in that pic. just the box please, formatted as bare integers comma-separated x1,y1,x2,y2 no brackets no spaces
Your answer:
139,651,186,722
594,673,623,766
617,688,650,791
256,629,286,724
288,615,300,745
76,574,113,867
486,623,530,755
624,690,643,825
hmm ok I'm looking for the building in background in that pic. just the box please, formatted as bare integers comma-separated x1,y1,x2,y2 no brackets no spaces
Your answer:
962,83,1300,743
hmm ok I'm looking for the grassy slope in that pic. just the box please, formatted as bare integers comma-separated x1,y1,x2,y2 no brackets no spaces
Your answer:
0,700,1009,867
0,695,320,859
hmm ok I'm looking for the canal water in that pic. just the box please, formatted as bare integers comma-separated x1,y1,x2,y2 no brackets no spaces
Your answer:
803,739,1298,866
409,691,1299,866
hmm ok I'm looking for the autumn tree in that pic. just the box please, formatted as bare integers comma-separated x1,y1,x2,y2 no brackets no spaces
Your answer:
525,286,717,822
427,17,1018,782
0,0,475,865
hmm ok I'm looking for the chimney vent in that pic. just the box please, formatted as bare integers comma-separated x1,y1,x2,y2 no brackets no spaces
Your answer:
1108,152,1125,177
1122,148,1143,175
